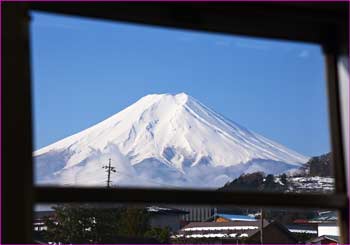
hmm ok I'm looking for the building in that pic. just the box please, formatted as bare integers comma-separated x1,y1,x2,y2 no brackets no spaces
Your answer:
146,206,189,232
33,211,55,232
307,235,339,244
176,206,215,222
286,223,318,236
316,222,339,237
285,223,318,243
283,210,340,243
206,213,256,222
310,211,339,237
172,220,297,244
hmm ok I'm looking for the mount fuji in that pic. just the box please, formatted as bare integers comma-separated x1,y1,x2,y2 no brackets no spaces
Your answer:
34,93,308,188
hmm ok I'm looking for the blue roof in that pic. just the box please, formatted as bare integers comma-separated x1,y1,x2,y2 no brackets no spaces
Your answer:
215,213,256,221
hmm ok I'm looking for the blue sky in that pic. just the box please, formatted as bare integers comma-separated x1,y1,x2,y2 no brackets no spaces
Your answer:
31,11,330,157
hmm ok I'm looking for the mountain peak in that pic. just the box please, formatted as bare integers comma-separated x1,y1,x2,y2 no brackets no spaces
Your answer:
172,92,190,104
137,92,191,109
34,92,308,188
143,92,190,100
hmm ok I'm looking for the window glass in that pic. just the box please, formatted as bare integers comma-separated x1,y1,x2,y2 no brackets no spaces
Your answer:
31,11,333,193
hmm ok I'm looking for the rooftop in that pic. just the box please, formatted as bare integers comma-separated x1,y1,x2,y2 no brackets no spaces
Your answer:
207,213,257,222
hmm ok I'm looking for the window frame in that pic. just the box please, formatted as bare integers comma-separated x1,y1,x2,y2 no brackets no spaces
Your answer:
2,2,349,243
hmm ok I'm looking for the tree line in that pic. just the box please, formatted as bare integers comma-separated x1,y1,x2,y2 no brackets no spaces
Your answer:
36,204,170,244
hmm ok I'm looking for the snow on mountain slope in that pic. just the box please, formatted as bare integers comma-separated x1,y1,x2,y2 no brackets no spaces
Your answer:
34,93,308,188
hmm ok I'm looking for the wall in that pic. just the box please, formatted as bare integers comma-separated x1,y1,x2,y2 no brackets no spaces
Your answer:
149,214,182,232
178,207,214,222
248,223,297,244
317,223,339,236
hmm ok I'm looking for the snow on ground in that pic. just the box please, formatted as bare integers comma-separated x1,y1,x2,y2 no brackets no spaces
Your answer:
288,177,334,193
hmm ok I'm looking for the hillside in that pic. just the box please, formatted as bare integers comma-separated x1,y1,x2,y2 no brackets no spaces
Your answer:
218,153,334,193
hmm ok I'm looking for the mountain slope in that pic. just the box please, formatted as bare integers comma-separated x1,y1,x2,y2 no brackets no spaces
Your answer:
34,93,308,188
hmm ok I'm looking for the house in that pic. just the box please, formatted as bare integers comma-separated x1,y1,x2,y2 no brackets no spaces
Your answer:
206,213,256,222
146,206,189,232
176,206,215,222
316,222,339,237
286,223,318,236
309,211,339,237
284,210,340,243
33,211,55,232
172,220,297,244
307,235,339,244
285,223,318,243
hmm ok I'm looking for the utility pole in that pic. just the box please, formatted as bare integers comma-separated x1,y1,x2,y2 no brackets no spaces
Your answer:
102,158,116,188
260,208,264,244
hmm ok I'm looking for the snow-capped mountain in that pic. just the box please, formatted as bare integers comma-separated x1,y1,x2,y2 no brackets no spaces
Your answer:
34,93,308,188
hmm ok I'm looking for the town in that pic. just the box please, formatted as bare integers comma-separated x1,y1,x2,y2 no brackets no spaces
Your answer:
33,204,339,244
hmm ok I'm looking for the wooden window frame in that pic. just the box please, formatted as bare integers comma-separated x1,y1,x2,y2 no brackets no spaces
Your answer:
2,2,349,243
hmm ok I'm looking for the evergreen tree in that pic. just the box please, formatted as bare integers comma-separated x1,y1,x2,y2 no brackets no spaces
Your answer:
145,227,171,243
43,204,122,243
264,174,275,190
280,173,287,185
118,207,150,237
42,204,170,243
